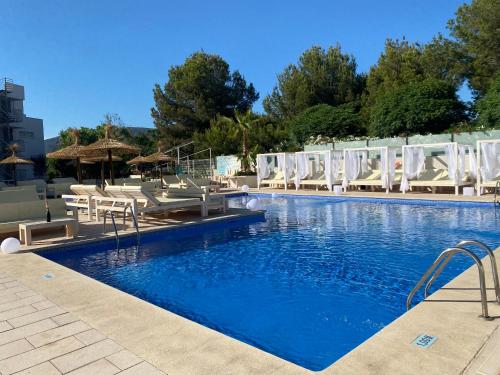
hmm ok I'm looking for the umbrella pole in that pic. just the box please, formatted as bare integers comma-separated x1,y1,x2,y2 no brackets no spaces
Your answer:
101,160,105,190
13,165,17,186
108,149,115,185
159,163,163,189
76,157,82,184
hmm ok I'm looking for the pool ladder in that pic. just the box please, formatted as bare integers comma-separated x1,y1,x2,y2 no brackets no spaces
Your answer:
406,240,500,320
103,207,140,248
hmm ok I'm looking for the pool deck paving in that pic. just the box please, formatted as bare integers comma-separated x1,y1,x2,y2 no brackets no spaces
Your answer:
0,190,499,375
0,272,165,374
251,187,495,203
15,207,260,252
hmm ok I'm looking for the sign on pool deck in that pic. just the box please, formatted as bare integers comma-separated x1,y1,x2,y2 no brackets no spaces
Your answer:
412,334,438,349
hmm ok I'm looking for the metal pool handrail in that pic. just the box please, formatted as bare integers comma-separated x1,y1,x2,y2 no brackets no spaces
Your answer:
125,206,140,246
406,247,492,320
103,209,120,248
424,240,500,304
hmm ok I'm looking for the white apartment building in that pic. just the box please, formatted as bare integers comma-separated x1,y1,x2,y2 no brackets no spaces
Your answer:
0,78,45,181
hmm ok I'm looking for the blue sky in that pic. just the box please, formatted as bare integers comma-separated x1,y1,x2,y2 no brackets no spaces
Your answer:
2,0,469,139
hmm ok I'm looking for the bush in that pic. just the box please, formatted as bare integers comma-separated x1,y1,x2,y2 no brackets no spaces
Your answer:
288,103,363,144
475,74,500,129
369,79,468,137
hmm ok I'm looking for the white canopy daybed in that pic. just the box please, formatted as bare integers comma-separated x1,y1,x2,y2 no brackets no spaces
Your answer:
476,139,500,196
294,150,344,191
257,153,296,190
400,142,476,196
342,146,401,194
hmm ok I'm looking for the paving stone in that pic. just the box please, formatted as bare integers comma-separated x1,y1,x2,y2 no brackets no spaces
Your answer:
118,361,164,375
0,319,58,346
0,321,13,333
8,306,66,328
66,358,120,375
27,321,91,348
0,305,37,321
0,286,29,297
0,338,33,360
51,338,123,373
0,336,84,374
74,329,106,345
0,293,21,304
3,281,22,289
12,361,61,374
106,349,142,370
16,290,39,299
51,313,79,326
0,277,15,285
31,300,56,311
0,295,46,313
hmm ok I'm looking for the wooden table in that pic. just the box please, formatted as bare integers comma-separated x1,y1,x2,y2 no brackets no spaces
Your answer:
19,218,78,246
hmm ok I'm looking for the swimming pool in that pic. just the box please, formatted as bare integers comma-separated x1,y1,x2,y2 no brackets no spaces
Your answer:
41,195,499,371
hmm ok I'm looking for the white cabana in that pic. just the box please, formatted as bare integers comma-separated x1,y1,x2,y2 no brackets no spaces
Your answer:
477,139,500,196
294,150,344,191
400,142,476,195
342,146,400,194
257,152,296,190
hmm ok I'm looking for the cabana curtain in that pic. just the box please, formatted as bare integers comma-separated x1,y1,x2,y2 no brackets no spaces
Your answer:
445,144,458,184
332,151,343,181
400,147,425,192
324,151,343,189
381,149,397,189
480,142,500,181
313,154,321,173
278,153,295,179
257,155,270,180
342,150,365,187
295,153,310,186
277,154,286,175
285,154,296,179
457,145,477,180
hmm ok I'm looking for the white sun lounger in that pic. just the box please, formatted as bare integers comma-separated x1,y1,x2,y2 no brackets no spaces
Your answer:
407,169,473,195
347,170,402,193
62,185,109,221
101,186,205,223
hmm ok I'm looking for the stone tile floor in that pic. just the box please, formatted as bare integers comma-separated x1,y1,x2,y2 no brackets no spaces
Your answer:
0,272,165,375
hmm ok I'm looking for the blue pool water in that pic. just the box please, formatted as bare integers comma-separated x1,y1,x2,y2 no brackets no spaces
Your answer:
41,195,499,371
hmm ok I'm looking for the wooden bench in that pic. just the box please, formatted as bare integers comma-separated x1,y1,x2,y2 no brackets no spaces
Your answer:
19,218,79,246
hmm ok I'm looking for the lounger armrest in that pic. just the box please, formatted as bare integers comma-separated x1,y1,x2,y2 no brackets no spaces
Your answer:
62,194,89,200
92,196,134,204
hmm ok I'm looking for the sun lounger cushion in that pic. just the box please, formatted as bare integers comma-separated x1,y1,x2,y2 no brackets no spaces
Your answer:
0,199,70,233
17,179,47,193
409,169,471,186
52,178,78,184
70,184,107,197
0,187,40,203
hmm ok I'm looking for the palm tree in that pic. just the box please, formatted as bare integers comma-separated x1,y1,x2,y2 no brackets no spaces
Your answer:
220,110,259,172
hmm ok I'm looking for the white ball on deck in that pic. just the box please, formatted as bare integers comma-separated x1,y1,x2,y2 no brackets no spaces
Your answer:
241,185,250,192
246,198,261,211
1,238,21,254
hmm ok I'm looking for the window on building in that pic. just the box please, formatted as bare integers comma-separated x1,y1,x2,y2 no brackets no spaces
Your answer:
18,130,34,139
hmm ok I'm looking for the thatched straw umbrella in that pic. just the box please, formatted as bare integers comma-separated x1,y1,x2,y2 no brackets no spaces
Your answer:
0,144,34,185
46,129,86,183
80,124,139,185
127,155,148,181
143,148,173,188
82,155,122,189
